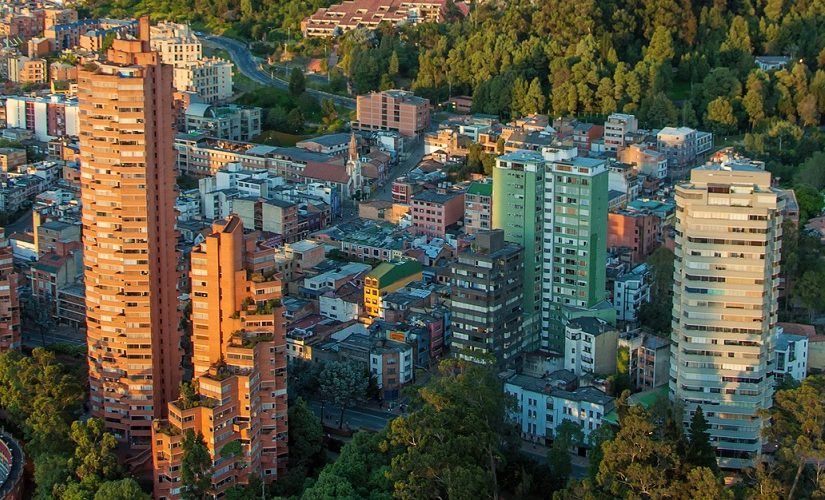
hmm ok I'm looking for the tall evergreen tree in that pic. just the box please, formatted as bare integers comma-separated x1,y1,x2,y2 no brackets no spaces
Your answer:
181,430,213,500
686,407,719,474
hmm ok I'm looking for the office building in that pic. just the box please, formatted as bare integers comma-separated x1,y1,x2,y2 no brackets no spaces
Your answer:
353,90,430,137
79,17,184,446
450,229,523,363
152,216,287,498
670,163,783,469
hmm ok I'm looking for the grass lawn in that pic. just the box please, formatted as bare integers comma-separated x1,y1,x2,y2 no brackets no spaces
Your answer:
233,71,262,94
254,130,316,146
714,134,745,149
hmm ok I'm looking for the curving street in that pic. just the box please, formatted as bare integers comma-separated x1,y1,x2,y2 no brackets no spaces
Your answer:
204,35,356,109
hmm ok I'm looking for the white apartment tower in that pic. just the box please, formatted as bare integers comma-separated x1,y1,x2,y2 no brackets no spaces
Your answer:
670,163,783,470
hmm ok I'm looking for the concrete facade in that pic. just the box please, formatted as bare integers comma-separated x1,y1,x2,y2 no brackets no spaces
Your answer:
670,164,783,469
450,230,523,363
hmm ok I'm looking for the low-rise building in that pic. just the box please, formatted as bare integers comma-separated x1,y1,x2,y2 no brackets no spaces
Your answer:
604,113,638,152
618,144,667,180
184,103,262,142
5,93,79,142
301,0,457,37
363,260,423,319
410,189,465,238
613,263,651,322
504,371,615,443
173,58,233,103
774,327,808,383
608,209,660,265
319,282,362,322
7,56,46,84
563,317,618,377
353,90,430,138
0,242,20,351
463,181,492,234
656,127,713,179
296,133,353,156
0,149,26,173
623,331,670,391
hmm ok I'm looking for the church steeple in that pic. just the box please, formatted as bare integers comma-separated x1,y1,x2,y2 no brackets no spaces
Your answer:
348,131,358,163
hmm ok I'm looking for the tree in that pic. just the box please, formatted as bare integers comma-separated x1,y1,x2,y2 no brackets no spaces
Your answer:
743,71,768,128
180,429,213,500
388,50,399,77
288,398,324,469
319,360,369,429
521,77,546,115
302,431,391,499
385,359,513,499
796,268,825,321
68,418,121,487
705,96,738,135
34,454,70,500
638,92,678,129
93,479,151,500
547,420,583,489
798,94,820,127
686,467,733,499
0,348,84,457
685,407,718,474
763,376,825,498
793,151,825,191
644,26,674,65
596,405,678,498
587,425,614,481
794,184,824,222
289,67,306,97
286,108,304,134
637,248,675,334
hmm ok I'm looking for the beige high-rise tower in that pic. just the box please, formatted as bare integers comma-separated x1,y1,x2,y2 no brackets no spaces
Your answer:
79,16,183,447
670,163,783,470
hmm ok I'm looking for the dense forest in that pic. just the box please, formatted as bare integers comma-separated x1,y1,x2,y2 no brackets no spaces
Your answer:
84,0,825,157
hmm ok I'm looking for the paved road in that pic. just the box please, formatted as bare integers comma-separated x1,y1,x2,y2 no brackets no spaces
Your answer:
5,208,31,235
307,400,397,431
204,35,356,109
370,140,425,202
22,326,85,348
520,442,589,479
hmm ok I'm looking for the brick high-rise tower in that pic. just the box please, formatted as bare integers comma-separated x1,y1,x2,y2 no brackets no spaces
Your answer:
79,16,183,446
152,216,288,498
